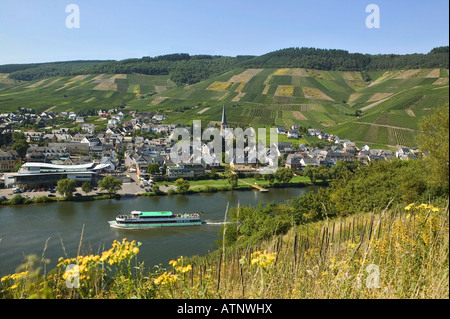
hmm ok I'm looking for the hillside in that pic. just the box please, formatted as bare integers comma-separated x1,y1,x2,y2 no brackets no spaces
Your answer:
0,73,176,114
0,46,448,148
131,67,449,148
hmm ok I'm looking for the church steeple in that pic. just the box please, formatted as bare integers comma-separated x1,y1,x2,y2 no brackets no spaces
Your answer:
221,104,227,130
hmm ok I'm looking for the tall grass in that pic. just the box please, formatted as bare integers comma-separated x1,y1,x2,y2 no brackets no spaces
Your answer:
1,202,448,299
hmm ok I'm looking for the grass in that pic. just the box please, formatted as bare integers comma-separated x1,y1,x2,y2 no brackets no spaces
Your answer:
1,201,447,299
153,175,311,193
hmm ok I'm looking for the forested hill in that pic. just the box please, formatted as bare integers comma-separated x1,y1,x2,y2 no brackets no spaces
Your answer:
241,46,450,70
1,46,448,85
0,60,108,82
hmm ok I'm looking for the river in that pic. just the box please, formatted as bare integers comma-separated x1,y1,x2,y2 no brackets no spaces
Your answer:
0,187,317,277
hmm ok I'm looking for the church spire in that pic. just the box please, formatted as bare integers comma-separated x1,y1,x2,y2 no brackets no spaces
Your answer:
221,104,227,129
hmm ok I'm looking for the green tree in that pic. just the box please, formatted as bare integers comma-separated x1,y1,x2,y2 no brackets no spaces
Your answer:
274,167,294,183
314,166,330,183
227,173,239,189
57,178,76,198
148,163,160,175
304,166,316,183
11,139,29,159
81,182,92,195
418,103,449,192
175,178,190,194
98,176,123,198
263,173,275,185
209,168,218,180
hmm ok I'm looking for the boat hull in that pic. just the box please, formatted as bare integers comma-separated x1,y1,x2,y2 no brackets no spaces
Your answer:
109,220,205,229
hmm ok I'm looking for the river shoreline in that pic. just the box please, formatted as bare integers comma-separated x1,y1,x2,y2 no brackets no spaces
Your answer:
0,177,320,207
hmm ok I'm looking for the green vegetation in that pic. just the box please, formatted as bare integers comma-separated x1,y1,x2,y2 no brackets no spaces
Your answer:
56,178,76,199
175,178,190,194
98,176,123,198
0,60,106,81
418,103,449,191
81,182,92,195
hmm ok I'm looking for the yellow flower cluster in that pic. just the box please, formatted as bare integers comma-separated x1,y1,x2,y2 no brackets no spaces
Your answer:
55,238,141,285
1,271,29,283
62,264,88,281
57,254,101,268
250,250,277,269
153,272,178,286
169,256,192,274
100,238,140,265
404,203,439,212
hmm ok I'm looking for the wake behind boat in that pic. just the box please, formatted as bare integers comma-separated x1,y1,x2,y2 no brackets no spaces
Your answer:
109,210,206,229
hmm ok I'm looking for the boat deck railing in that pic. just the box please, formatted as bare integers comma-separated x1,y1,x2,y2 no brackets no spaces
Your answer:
175,213,200,218
117,213,201,219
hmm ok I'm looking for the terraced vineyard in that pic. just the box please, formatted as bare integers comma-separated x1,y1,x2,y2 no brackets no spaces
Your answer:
129,67,448,148
0,66,448,149
0,74,176,114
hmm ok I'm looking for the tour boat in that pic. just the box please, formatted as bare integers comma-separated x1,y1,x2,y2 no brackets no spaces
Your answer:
108,210,206,229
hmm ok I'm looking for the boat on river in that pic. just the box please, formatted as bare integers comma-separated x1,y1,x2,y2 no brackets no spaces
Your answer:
108,210,206,229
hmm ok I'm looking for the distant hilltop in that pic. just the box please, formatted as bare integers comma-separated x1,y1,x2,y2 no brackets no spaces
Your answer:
0,46,448,85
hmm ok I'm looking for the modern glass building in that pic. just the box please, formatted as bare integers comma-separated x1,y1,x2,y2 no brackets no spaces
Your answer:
4,162,110,188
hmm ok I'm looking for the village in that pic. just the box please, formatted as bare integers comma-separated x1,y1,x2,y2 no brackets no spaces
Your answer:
0,106,419,193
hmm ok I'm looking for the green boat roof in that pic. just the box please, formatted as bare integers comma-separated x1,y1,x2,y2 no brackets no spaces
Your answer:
139,211,173,217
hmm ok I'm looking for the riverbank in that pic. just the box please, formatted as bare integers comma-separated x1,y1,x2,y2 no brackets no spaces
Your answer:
0,175,315,206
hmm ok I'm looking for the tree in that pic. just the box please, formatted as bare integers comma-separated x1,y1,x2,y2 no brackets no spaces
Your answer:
418,103,449,192
304,166,317,183
227,173,239,189
148,163,160,175
263,173,275,185
175,178,190,194
57,178,76,198
314,166,330,183
209,168,218,180
11,139,29,159
81,182,92,195
274,167,294,183
98,176,123,198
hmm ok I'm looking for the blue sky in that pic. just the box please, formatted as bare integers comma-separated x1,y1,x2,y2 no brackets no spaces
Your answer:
0,0,448,64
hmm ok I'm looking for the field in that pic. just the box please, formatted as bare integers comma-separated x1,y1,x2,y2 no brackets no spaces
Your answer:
0,67,448,149
0,74,176,114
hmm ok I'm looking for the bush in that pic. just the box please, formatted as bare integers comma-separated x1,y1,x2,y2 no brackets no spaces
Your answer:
204,185,218,193
8,194,26,205
34,196,52,203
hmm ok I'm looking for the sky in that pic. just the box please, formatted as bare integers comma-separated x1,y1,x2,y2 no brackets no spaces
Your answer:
0,0,448,64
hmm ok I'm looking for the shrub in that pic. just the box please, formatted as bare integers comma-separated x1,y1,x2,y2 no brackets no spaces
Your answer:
34,196,51,203
8,194,25,205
